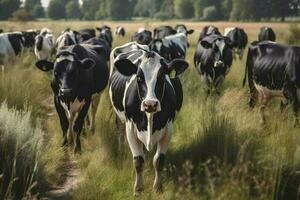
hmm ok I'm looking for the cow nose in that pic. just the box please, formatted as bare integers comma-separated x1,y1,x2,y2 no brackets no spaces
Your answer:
142,100,159,113
214,61,224,67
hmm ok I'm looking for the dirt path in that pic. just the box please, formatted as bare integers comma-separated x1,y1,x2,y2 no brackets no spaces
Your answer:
41,152,83,200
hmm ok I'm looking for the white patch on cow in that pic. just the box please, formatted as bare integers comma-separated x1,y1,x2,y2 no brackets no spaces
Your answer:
139,54,162,112
164,33,188,54
176,26,187,35
35,30,55,60
155,41,162,52
137,28,146,33
56,31,77,50
216,39,225,56
224,27,235,36
0,33,21,65
56,55,74,63
254,82,284,99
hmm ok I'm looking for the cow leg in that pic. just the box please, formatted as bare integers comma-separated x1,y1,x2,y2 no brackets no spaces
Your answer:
73,99,91,154
292,97,299,128
126,122,144,195
259,91,270,125
90,93,101,134
280,99,289,112
54,96,69,146
215,75,224,96
153,124,172,193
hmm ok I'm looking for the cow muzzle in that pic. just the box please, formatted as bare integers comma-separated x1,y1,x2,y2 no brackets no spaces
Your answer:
141,99,161,113
214,60,224,67
59,88,73,101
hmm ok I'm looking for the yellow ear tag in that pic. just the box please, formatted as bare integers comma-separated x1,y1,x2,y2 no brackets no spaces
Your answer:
169,70,176,79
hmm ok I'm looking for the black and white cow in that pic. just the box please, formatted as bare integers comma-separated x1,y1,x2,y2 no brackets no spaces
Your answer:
55,29,79,50
258,27,276,42
34,28,55,60
149,32,189,61
115,26,125,37
0,32,26,65
131,28,153,45
22,29,39,48
109,42,188,194
78,28,96,43
84,37,110,62
35,40,109,153
199,25,221,41
96,25,113,48
174,24,194,36
153,26,177,39
194,34,233,96
243,41,300,126
224,27,248,60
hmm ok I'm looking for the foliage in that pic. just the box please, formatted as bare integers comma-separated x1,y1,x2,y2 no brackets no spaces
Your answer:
202,6,218,21
0,0,21,20
66,0,82,19
47,0,65,20
10,9,33,21
174,0,194,19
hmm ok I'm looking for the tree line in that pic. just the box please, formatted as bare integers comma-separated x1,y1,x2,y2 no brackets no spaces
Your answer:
0,0,299,21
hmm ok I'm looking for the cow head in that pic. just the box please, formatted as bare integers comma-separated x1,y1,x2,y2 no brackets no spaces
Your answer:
175,24,194,36
115,51,188,113
56,31,78,50
35,50,95,102
201,35,234,67
133,30,152,45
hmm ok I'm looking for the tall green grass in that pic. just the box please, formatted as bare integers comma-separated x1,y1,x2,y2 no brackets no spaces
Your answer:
0,102,43,199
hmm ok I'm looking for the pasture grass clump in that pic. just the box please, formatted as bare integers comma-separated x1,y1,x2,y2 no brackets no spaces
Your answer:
285,23,300,45
0,102,44,199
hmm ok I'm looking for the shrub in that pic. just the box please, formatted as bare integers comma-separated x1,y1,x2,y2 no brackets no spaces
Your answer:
0,102,44,199
10,9,33,21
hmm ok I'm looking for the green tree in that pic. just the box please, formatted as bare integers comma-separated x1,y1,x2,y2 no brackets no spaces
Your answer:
174,0,194,19
24,0,40,12
221,0,232,19
202,6,218,20
105,0,136,20
0,0,21,20
66,0,82,19
81,0,101,20
32,4,44,18
47,0,65,19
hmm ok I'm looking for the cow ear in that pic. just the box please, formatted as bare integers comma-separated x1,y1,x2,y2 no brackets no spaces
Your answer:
35,60,54,71
187,29,194,34
81,58,95,70
200,40,212,49
115,59,137,76
167,59,189,77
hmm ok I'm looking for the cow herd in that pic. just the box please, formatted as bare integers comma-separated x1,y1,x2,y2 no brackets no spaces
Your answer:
0,23,299,194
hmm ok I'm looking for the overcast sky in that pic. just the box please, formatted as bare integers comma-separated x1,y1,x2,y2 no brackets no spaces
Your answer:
41,0,49,7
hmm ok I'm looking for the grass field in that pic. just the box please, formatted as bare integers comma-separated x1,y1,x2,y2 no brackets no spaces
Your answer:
0,21,299,200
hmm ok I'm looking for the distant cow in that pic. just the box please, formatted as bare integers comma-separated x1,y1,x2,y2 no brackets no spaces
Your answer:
56,29,79,50
174,24,194,36
258,27,276,42
78,28,96,43
199,25,221,41
35,40,109,153
0,32,27,65
96,25,113,48
243,41,300,126
224,27,248,59
194,34,233,96
115,26,125,37
109,42,188,194
149,32,189,61
22,29,39,48
131,28,153,45
153,26,177,39
34,28,55,60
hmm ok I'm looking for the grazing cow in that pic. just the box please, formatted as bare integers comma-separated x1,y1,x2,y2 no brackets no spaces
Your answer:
96,25,113,48
78,28,96,43
22,29,39,48
224,27,248,59
0,32,26,65
194,34,233,96
199,25,221,41
34,28,55,60
55,29,79,50
109,42,189,194
149,32,189,61
35,41,109,153
243,41,300,126
153,26,177,39
258,27,276,42
131,28,153,45
115,26,125,37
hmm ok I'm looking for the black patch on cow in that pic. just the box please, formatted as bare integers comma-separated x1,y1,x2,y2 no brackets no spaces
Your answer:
7,33,24,55
36,35,43,51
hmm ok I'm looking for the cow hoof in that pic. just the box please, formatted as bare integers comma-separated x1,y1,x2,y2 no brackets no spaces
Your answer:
134,187,143,196
153,183,163,193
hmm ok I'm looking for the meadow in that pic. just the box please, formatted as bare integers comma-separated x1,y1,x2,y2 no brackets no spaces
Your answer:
0,21,299,200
